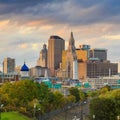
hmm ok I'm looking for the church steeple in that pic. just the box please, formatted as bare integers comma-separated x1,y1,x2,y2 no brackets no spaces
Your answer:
69,32,75,46
68,32,76,52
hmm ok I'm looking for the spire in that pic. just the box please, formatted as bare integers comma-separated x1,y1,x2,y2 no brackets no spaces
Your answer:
43,44,47,49
24,60,25,64
71,32,74,39
69,32,75,46
67,32,77,60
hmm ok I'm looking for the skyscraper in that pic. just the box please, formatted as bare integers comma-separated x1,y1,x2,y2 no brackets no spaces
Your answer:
66,32,77,78
3,57,15,74
37,44,47,67
59,32,78,79
47,35,65,76
89,48,107,61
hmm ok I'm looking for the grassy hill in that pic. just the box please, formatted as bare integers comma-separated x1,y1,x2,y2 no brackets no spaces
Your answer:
1,111,33,120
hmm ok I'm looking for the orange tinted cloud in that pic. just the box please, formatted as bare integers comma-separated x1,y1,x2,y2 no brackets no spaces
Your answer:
27,20,44,26
0,20,9,30
103,35,120,40
19,43,28,49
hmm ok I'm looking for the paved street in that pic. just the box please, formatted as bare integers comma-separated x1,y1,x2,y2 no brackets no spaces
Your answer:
47,100,90,120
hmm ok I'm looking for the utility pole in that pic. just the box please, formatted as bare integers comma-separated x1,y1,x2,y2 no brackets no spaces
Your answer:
80,103,83,120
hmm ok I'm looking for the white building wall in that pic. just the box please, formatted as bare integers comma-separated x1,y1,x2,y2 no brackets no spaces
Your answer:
118,61,120,74
20,71,29,77
73,60,78,79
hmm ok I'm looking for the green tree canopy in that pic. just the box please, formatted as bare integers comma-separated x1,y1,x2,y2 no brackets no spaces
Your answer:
69,87,80,102
89,98,117,120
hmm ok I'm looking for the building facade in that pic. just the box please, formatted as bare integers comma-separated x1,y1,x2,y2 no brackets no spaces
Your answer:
20,62,29,78
118,61,120,74
37,44,47,67
78,61,118,81
66,32,77,78
56,33,118,81
29,66,50,78
0,72,20,83
87,75,120,89
89,48,107,61
47,35,65,76
3,57,15,74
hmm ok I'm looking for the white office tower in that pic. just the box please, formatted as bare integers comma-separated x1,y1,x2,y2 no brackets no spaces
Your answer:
44,68,48,78
118,61,120,74
109,68,111,77
73,60,78,79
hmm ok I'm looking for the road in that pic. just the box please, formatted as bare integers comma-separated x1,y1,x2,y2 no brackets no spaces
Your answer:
46,100,90,120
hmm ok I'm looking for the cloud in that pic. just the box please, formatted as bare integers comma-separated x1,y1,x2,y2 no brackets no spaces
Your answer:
0,0,120,66
103,35,120,40
0,19,9,27
19,43,28,49
0,0,120,26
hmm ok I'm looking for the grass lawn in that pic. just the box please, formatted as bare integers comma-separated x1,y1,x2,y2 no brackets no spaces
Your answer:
1,111,33,120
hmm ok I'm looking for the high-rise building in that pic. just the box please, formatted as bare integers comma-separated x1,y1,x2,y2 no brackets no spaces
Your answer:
47,35,65,76
89,48,107,61
56,33,118,81
118,61,120,74
78,61,118,81
3,57,15,74
59,32,78,79
66,32,77,78
37,44,47,67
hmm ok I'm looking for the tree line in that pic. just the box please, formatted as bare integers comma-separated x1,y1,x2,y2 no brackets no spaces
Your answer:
89,86,120,120
0,80,86,118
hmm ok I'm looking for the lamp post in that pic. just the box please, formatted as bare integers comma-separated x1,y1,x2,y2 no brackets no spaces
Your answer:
117,116,120,120
0,104,4,120
37,108,42,120
80,102,83,120
93,114,95,120
33,103,36,119
65,105,71,120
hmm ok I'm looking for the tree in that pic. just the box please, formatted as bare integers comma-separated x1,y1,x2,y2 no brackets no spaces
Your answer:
99,85,111,96
89,98,117,120
79,90,87,101
0,80,55,114
69,87,80,102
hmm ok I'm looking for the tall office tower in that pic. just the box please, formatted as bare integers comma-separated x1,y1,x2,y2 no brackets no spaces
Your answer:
66,32,77,78
37,44,47,67
118,61,120,74
3,57,15,74
47,35,65,76
89,48,107,61
77,61,118,80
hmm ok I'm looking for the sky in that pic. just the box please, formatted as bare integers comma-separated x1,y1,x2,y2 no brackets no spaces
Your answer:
0,0,120,69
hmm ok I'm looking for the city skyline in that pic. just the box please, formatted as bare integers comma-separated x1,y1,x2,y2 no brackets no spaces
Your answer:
0,0,120,69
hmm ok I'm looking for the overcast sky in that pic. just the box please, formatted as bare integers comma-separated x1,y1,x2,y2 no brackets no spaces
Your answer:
0,0,120,69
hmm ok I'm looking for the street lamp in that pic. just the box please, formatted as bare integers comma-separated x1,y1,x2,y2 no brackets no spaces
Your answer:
79,102,83,120
37,108,42,120
117,116,120,120
33,103,36,119
0,104,4,120
65,105,71,120
93,114,95,120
